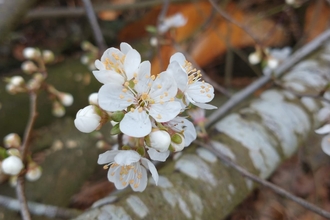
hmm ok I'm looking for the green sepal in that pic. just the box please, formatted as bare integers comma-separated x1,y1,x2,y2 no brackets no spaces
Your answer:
171,133,183,144
0,148,8,160
110,123,121,135
111,111,125,122
145,25,157,34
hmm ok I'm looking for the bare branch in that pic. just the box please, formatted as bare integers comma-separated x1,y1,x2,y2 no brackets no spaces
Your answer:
206,28,330,127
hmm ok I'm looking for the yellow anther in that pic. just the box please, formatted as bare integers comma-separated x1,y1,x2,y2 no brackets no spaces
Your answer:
170,97,174,101
134,183,139,188
124,82,129,87
122,88,128,93
133,73,137,77
129,179,134,184
160,95,164,99
207,94,211,98
127,99,132,102
111,172,115,176
103,165,109,169
119,94,124,99
151,75,155,80
157,114,162,119
131,108,135,112
205,88,210,92
133,79,138,84
138,107,143,113
160,100,164,104
122,181,127,186
164,92,168,96
157,84,162,89
137,173,142,179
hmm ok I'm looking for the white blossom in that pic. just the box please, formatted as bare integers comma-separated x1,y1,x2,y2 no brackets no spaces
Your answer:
2,156,24,176
158,13,187,34
98,61,181,137
98,150,158,192
58,92,74,106
167,52,216,109
74,105,101,133
88,93,98,105
26,166,42,181
147,148,170,162
248,51,262,65
23,47,40,60
93,42,141,85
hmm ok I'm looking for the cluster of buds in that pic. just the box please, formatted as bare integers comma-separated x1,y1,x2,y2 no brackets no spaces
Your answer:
0,133,42,184
248,46,292,75
5,47,74,117
75,42,216,192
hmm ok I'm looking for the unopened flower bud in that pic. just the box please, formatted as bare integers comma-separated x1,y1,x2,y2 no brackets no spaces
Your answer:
10,76,24,86
1,156,24,176
21,61,38,74
171,134,185,152
6,76,25,94
42,50,55,63
25,163,42,181
4,133,21,148
80,55,89,65
150,37,158,47
88,93,98,105
52,101,65,117
148,130,171,152
58,92,74,106
248,51,262,65
74,105,101,133
267,57,279,69
23,47,40,60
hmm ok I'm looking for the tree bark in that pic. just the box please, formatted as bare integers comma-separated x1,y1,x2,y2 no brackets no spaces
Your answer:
73,42,330,219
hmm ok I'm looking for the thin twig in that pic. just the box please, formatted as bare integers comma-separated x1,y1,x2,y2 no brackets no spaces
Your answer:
208,0,262,46
195,140,330,219
15,177,31,220
0,195,81,219
173,43,232,97
16,91,38,220
206,28,330,127
26,0,189,19
82,0,107,53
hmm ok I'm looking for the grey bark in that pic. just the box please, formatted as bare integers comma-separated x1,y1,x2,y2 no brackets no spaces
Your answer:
0,0,37,43
72,43,330,219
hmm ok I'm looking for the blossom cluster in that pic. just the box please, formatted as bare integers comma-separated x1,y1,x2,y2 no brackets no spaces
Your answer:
75,42,216,192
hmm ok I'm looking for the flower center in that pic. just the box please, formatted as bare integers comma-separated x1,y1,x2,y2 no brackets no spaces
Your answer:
183,60,202,85
103,53,126,75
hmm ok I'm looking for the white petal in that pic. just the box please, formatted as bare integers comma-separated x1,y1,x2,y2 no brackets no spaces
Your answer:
131,165,148,192
141,158,159,185
124,49,141,80
169,52,186,66
120,42,133,54
97,150,119,164
98,83,134,111
321,134,330,156
167,117,197,146
149,102,181,122
193,102,217,110
135,61,151,94
114,150,141,165
92,70,125,85
120,110,152,137
101,48,123,64
147,148,170,162
151,71,178,100
166,61,188,91
95,60,105,70
186,82,214,103
315,124,330,134
317,107,330,122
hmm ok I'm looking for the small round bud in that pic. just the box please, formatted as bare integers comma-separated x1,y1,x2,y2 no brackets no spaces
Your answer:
267,57,279,69
52,101,65,117
88,93,98,105
21,61,38,74
148,130,171,152
171,134,185,152
10,76,24,86
25,163,42,181
150,37,158,47
248,52,261,65
4,133,21,148
80,55,89,65
74,105,101,133
58,92,74,107
1,156,24,176
42,50,55,63
23,47,40,60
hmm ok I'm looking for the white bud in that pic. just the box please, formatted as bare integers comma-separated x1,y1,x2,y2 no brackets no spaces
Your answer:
88,93,98,105
80,55,89,65
150,37,158,47
52,101,65,117
248,52,261,65
285,0,296,5
2,156,24,176
267,57,279,69
25,165,42,181
58,92,74,106
148,130,171,152
171,134,185,152
23,47,40,60
74,105,101,133
4,133,21,148
10,76,24,86
21,61,38,74
42,50,54,63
